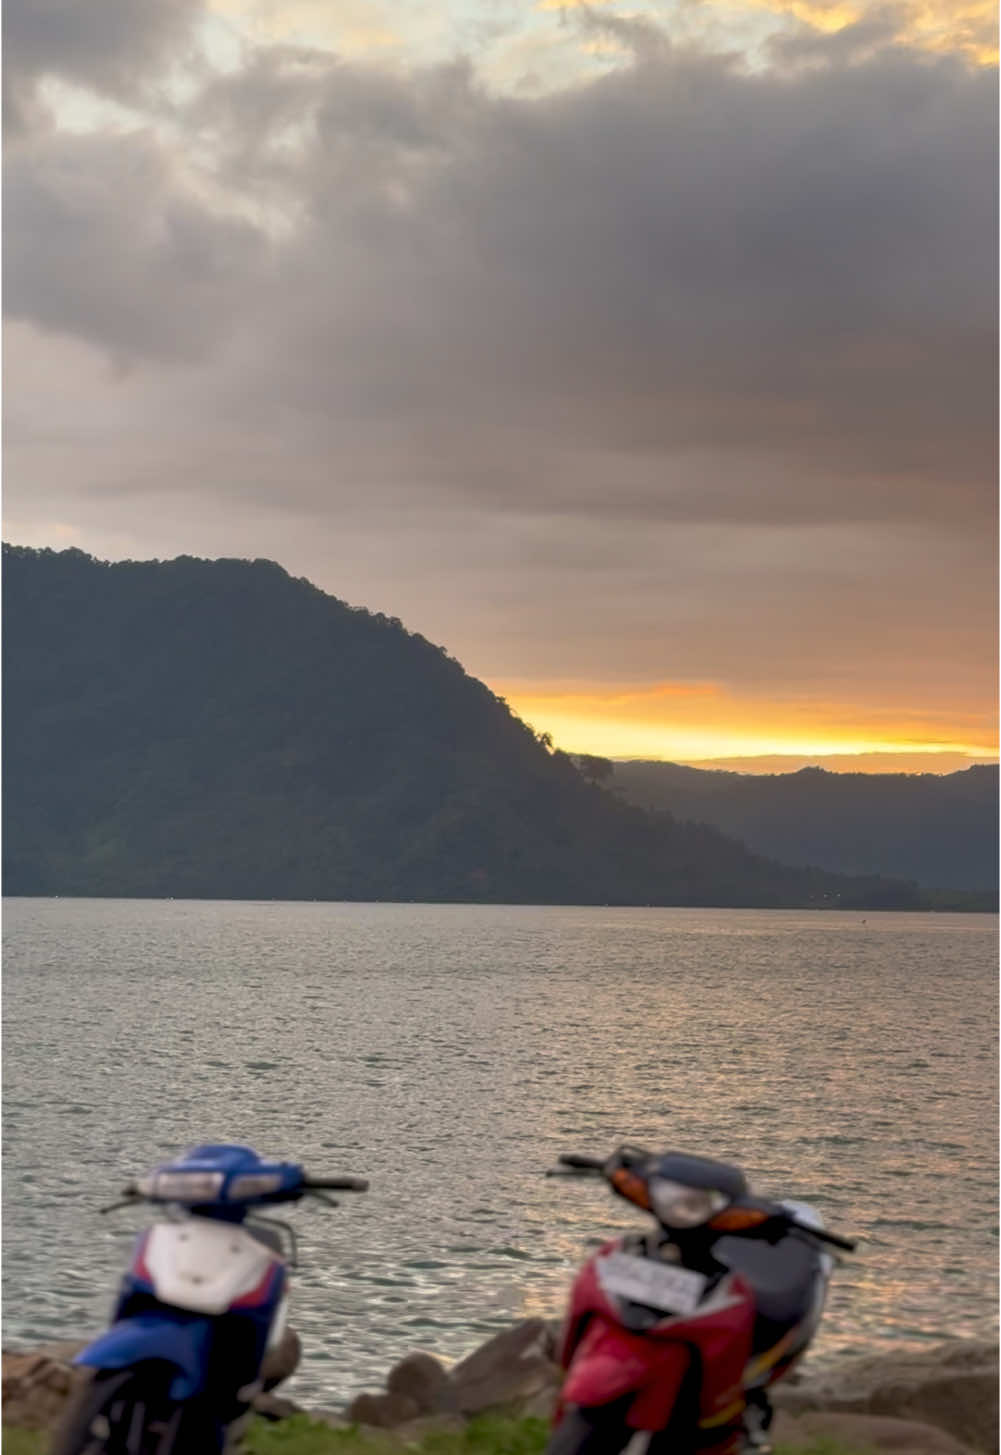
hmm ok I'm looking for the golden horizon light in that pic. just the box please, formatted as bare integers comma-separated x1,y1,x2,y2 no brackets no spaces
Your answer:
491,679,999,771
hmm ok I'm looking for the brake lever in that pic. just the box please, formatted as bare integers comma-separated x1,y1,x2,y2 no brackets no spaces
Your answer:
307,1189,340,1207
99,1184,142,1214
614,1145,653,1170
99,1195,142,1215
802,1225,857,1252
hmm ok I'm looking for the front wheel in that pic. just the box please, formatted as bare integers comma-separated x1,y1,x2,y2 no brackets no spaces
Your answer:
50,1366,225,1455
547,1404,639,1455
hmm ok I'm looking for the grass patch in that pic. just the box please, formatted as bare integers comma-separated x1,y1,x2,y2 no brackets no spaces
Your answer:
2,1431,45,1455
776,1443,877,1455
244,1408,872,1455
243,1414,874,1455
1,1417,875,1455
246,1415,550,1454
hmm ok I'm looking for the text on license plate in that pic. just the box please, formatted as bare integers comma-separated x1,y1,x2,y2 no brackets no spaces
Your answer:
597,1252,707,1315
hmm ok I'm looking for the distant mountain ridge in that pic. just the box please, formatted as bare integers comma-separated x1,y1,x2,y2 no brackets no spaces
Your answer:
2,544,992,909
611,759,998,891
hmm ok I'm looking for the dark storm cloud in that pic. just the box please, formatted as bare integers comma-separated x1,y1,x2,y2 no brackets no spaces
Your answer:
9,31,994,520
281,37,991,526
4,129,267,361
3,0,201,99
3,16,996,698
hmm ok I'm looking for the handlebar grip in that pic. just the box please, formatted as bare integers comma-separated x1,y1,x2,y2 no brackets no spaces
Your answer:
304,1176,369,1191
558,1154,607,1170
788,1217,856,1251
809,1226,857,1251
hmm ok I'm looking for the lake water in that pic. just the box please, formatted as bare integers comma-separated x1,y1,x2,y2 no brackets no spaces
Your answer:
3,898,997,1406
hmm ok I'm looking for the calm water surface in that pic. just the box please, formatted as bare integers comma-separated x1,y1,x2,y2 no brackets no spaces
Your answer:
3,899,996,1404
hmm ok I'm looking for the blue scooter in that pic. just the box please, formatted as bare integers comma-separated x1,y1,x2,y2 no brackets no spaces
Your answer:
53,1143,368,1453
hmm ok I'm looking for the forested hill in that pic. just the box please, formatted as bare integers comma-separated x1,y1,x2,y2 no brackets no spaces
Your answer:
612,760,998,892
1,545,988,909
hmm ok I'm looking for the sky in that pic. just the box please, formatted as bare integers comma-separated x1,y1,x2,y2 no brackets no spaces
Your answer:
3,0,997,771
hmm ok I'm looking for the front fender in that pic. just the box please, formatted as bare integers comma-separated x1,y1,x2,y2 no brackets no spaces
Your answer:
562,1315,686,1413
74,1312,213,1401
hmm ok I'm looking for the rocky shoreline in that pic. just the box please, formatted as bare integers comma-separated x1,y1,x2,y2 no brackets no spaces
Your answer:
3,1325,996,1454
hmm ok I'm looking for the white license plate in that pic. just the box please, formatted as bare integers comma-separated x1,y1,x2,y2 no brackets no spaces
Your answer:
597,1252,707,1316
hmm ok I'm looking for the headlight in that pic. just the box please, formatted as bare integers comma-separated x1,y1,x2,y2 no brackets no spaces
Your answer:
228,1173,283,1200
649,1177,728,1228
149,1171,225,1202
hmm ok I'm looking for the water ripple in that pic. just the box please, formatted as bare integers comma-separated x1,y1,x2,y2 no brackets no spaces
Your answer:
2,899,996,1405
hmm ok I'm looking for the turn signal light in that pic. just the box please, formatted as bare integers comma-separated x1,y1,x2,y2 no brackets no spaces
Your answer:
610,1168,652,1210
707,1206,770,1232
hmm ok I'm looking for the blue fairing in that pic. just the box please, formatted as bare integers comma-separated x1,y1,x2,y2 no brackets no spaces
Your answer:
74,1312,213,1401
145,1144,306,1209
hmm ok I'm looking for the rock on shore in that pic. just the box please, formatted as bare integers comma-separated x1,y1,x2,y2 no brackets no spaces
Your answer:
344,1319,563,1429
3,1324,996,1455
771,1339,998,1454
1,1327,301,1430
339,1328,997,1454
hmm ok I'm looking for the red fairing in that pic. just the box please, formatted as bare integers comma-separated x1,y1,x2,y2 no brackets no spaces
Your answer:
630,1277,755,1431
562,1317,690,1414
556,1241,756,1433
131,1230,153,1284
556,1241,616,1370
230,1259,284,1310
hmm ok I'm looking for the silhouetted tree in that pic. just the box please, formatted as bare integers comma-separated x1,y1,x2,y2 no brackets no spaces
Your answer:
4,544,983,909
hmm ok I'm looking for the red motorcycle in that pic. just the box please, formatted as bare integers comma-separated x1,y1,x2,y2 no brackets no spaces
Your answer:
547,1146,855,1455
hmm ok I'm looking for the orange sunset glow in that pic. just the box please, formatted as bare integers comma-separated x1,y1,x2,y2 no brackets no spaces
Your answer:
493,680,998,771
5,0,995,797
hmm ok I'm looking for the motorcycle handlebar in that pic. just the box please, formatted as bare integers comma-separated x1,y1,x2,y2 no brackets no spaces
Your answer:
546,1153,607,1178
303,1176,369,1192
545,1157,857,1250
787,1218,856,1252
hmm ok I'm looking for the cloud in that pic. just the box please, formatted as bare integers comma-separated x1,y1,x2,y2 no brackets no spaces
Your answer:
4,129,268,361
3,19,996,731
540,0,996,64
9,37,995,496
2,0,204,133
